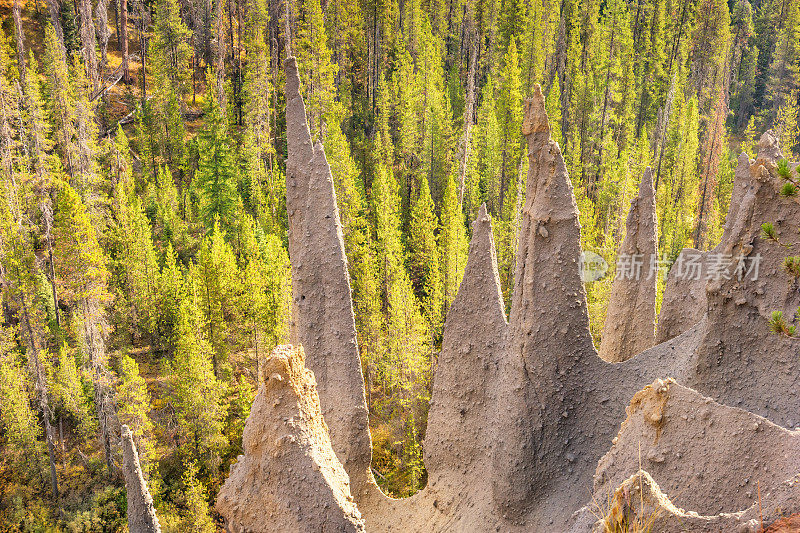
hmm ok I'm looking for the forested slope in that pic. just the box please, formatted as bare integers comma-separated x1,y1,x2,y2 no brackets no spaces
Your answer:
0,0,797,528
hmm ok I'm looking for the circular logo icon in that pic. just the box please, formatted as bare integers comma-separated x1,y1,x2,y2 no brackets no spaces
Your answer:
579,251,608,282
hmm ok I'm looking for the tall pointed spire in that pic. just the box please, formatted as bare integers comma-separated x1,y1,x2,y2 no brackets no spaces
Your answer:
283,56,374,499
511,84,595,367
494,84,597,519
121,426,161,533
598,167,657,362
425,204,507,480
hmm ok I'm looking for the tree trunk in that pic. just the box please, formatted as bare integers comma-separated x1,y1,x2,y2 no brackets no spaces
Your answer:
121,0,129,83
79,0,99,88
13,0,26,89
458,29,477,209
95,0,111,74
18,295,59,500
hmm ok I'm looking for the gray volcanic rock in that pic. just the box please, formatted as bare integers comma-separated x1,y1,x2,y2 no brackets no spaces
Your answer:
568,379,800,532
424,203,507,479
219,69,800,532
599,167,658,362
655,247,707,344
121,425,160,533
284,56,374,500
216,345,365,533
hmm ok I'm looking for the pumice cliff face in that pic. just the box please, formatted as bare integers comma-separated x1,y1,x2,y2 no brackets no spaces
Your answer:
217,66,800,533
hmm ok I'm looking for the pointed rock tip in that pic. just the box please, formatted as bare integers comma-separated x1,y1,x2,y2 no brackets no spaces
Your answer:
476,203,490,225
758,130,783,162
284,56,301,99
639,167,654,198
470,204,495,256
522,83,550,137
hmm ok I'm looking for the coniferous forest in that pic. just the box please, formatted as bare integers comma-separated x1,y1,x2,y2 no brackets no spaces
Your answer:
0,0,797,528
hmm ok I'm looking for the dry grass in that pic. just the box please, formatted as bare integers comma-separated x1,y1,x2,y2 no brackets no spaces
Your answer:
590,474,663,533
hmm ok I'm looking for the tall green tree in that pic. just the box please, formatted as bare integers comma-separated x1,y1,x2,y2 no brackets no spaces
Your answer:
172,273,228,472
407,176,443,342
195,76,239,231
195,220,240,378
496,38,523,218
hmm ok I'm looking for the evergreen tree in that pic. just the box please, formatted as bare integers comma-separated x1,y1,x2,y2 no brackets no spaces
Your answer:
49,344,94,439
407,176,443,342
371,162,429,406
115,188,161,341
765,0,800,119
180,460,215,533
465,77,501,217
195,220,240,378
42,25,78,180
51,179,115,473
151,0,193,98
172,273,228,472
117,353,156,477
0,351,46,483
439,173,468,313
496,38,523,218
157,243,186,350
195,76,239,231
296,0,338,139
239,215,291,370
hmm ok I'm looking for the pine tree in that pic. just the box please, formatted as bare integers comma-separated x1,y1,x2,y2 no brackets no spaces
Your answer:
751,0,780,113
392,41,421,205
296,0,338,139
371,162,429,403
51,179,115,473
239,215,291,370
157,243,186,350
729,0,755,125
172,273,228,471
116,353,156,477
466,77,501,217
0,116,61,496
496,38,523,218
497,0,526,56
42,25,78,180
407,176,443,342
49,344,94,439
181,460,215,533
695,91,727,249
418,23,453,204
776,93,799,159
115,188,161,341
151,0,192,97
195,75,239,231
241,0,283,233
439,173,468,313
690,0,731,116
150,0,192,172
195,220,240,378
765,0,800,119
0,350,46,484
634,0,668,137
